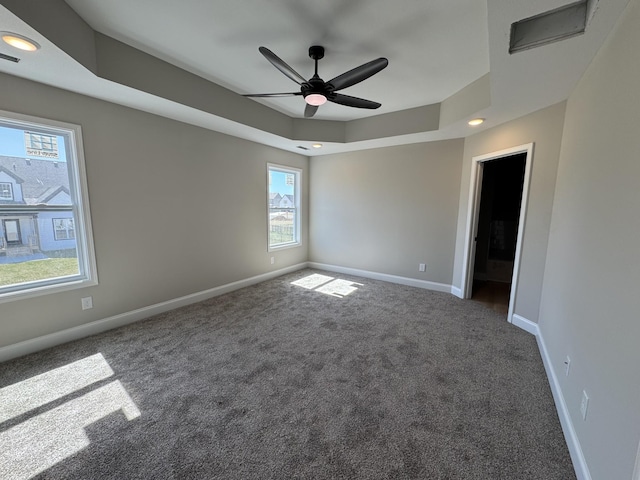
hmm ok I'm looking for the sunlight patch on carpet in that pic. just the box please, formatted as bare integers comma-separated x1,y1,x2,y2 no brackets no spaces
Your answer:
292,273,362,298
0,353,114,423
0,355,140,480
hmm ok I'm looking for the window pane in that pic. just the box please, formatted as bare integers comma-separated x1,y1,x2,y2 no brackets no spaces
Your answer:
268,166,300,248
0,113,95,298
0,183,13,199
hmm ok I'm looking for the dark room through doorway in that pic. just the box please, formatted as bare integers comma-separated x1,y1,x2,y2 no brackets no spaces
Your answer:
471,153,526,316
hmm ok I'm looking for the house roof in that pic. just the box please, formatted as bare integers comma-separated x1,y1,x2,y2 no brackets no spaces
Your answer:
0,165,25,184
0,156,69,205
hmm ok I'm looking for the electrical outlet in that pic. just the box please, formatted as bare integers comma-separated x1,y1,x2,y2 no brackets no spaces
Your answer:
81,296,93,310
564,356,571,376
419,263,426,272
270,257,275,265
580,390,589,420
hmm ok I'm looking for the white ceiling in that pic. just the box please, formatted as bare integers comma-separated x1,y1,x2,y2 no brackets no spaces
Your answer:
64,0,490,121
0,0,631,155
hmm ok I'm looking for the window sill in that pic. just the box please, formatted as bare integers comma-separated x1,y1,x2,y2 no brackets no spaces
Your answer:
0,276,98,304
268,242,301,253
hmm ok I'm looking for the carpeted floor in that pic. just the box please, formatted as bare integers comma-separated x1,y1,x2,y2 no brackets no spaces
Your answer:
0,269,576,479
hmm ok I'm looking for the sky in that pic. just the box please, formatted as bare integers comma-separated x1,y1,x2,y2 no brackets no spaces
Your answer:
269,169,295,196
0,125,67,161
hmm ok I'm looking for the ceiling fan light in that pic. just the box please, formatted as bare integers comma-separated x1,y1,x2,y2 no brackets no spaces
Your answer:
305,93,327,106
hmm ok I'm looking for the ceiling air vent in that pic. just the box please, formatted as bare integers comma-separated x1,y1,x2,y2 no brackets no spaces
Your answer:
509,0,588,54
0,52,20,63
296,146,309,151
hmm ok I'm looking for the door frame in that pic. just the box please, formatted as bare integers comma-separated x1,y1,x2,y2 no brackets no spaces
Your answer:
633,438,640,480
460,143,534,324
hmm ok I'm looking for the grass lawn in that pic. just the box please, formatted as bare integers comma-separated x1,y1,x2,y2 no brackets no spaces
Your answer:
0,258,79,287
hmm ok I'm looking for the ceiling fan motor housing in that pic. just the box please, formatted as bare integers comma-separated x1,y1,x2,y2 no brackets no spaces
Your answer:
303,77,333,98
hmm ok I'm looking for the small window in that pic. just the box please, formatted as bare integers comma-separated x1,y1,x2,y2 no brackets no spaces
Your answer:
268,164,301,250
0,110,97,302
0,182,13,200
53,218,75,240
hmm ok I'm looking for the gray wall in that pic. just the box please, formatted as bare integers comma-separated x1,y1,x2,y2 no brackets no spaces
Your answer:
452,102,566,323
309,141,463,285
538,0,640,477
0,73,308,348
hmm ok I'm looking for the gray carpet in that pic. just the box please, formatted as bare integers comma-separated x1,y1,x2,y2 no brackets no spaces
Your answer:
0,269,576,479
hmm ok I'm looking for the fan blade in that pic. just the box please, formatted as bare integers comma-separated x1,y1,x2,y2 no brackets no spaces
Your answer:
243,92,302,98
259,47,308,85
304,104,319,118
327,57,388,92
328,93,381,109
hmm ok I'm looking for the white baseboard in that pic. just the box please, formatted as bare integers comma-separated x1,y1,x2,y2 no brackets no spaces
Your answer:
451,286,463,298
633,441,640,480
0,263,308,363
511,314,539,335
536,330,591,480
308,262,453,294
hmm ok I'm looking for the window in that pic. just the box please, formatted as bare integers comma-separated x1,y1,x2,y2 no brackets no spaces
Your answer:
0,110,97,302
53,218,75,240
0,182,13,200
268,164,301,250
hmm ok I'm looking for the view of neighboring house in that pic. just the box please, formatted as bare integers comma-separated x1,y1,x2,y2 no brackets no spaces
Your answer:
0,155,76,256
269,192,294,209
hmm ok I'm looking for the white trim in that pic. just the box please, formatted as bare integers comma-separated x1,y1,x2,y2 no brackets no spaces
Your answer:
633,440,640,480
460,143,534,326
451,286,463,298
537,330,592,480
511,314,539,335
461,155,483,299
308,262,453,293
0,263,307,363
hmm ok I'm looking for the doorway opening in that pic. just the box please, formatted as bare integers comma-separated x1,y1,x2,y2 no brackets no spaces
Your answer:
461,143,534,324
471,154,526,315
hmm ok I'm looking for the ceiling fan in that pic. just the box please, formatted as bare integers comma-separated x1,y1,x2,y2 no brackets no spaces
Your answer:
243,46,389,118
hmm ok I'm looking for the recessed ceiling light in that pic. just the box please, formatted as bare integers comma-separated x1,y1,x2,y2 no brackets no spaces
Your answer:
312,143,323,149
468,118,485,126
1,33,40,52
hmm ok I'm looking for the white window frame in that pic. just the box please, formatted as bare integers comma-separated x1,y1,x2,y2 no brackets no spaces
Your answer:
267,163,301,251
0,182,13,200
0,110,98,303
